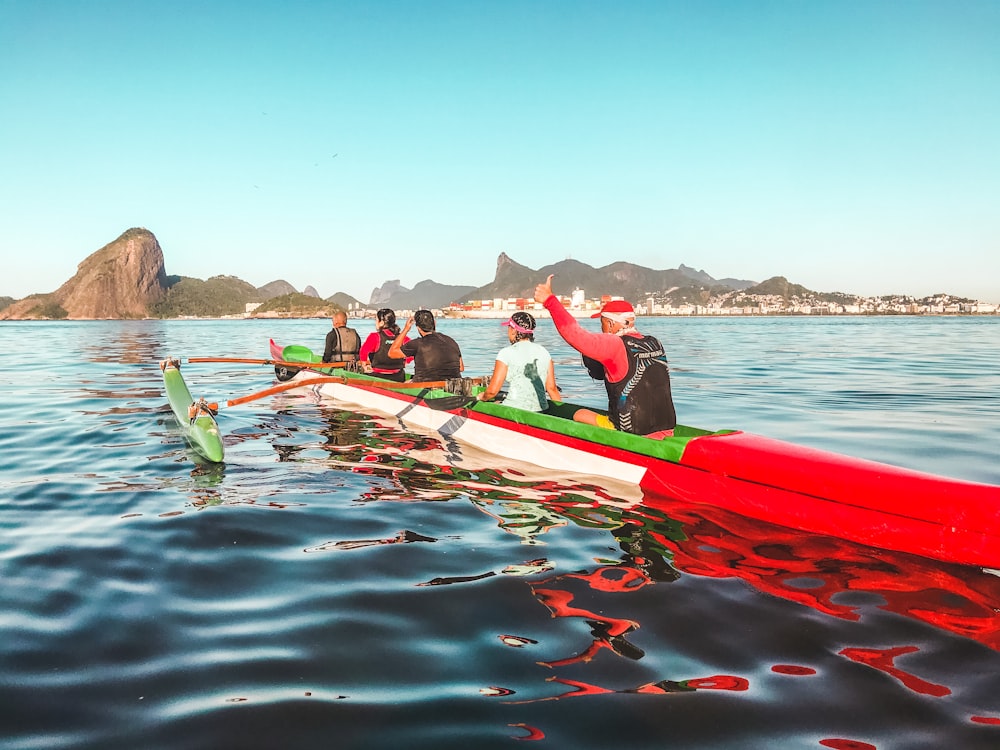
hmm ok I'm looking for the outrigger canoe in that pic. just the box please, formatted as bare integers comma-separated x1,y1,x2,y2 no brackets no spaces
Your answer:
160,358,225,463
268,339,1000,568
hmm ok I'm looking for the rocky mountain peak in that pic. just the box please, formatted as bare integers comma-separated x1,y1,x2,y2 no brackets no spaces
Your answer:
369,279,405,306
1,227,167,319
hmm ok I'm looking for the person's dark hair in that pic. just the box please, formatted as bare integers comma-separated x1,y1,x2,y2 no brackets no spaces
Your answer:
413,309,435,333
507,311,536,342
377,308,400,336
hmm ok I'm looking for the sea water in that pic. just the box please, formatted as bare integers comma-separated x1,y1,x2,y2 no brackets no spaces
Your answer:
1,316,999,749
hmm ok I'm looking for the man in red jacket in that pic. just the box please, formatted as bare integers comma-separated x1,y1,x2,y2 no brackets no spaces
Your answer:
534,274,676,438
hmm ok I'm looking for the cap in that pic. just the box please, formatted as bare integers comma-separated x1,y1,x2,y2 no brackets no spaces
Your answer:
591,300,635,319
501,311,536,334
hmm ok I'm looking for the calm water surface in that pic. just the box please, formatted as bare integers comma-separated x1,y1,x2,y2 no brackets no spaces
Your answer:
1,317,999,749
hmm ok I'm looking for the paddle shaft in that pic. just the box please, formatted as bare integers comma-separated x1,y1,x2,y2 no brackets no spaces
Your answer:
188,356,348,369
206,376,455,411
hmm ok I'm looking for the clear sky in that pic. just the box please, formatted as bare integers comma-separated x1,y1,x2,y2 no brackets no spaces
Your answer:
2,0,998,303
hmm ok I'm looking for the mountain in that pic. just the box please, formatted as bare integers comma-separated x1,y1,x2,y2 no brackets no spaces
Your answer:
368,279,478,311
676,263,756,291
462,253,757,303
369,279,405,306
151,275,260,318
253,292,341,317
0,228,366,320
746,276,812,298
326,291,365,310
21,228,980,320
0,228,167,320
257,279,297,298
732,276,857,306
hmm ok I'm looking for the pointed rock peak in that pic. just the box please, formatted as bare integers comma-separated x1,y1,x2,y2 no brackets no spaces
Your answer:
493,252,533,279
57,228,166,319
369,279,407,306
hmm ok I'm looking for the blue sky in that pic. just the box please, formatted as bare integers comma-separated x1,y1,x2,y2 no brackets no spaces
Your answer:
2,0,998,302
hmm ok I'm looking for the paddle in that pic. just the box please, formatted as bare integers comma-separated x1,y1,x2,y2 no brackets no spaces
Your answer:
188,356,348,369
423,395,480,411
205,376,345,410
203,376,465,411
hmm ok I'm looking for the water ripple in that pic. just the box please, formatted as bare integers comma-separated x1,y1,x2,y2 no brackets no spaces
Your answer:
1,319,999,749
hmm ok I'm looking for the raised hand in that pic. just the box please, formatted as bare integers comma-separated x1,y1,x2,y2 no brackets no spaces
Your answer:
534,274,554,304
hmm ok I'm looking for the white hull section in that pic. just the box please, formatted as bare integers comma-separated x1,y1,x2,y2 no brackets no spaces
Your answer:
296,378,647,493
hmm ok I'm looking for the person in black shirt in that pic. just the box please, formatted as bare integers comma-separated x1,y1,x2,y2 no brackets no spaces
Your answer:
387,309,463,382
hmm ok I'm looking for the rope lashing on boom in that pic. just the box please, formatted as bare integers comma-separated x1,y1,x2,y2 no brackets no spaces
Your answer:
188,397,218,422
444,376,488,396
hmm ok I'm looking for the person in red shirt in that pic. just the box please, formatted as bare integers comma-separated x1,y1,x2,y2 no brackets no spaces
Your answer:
359,308,412,382
534,274,676,438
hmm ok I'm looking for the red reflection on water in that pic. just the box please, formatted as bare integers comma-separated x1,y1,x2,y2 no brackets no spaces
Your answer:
839,645,950,697
819,740,877,750
532,585,638,638
971,715,1000,725
560,566,652,593
641,495,1000,652
772,664,817,676
672,675,749,691
509,723,545,740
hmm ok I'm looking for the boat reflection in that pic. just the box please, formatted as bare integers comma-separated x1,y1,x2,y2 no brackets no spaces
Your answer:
254,401,1000,726
285,403,1000,660
637,494,1000,653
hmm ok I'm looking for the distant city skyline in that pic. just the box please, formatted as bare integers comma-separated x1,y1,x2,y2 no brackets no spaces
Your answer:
2,1,998,303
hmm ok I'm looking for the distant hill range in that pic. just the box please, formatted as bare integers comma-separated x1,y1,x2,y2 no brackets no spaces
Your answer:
0,229,363,320
0,226,976,320
367,253,757,311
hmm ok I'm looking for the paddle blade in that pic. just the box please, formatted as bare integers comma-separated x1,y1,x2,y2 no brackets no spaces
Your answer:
423,395,479,411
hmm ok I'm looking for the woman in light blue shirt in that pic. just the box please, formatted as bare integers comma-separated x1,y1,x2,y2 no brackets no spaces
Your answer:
477,311,561,411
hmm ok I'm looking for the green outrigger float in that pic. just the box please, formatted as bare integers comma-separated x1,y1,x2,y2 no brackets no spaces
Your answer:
160,358,225,463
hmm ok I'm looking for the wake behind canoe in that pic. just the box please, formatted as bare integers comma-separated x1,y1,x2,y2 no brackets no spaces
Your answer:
160,358,225,463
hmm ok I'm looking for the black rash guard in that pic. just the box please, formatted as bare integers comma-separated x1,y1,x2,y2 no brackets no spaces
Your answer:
400,332,462,382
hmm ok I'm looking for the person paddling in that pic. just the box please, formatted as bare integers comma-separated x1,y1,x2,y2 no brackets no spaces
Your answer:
477,311,561,412
359,308,412,382
534,275,676,438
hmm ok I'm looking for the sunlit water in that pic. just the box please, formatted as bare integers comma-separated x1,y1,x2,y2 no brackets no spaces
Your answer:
1,316,999,749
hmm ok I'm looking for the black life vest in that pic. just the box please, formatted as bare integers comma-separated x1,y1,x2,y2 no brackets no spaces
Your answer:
603,334,676,434
369,330,403,372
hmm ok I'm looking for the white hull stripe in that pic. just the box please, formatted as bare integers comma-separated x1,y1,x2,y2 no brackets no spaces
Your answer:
312,381,647,486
